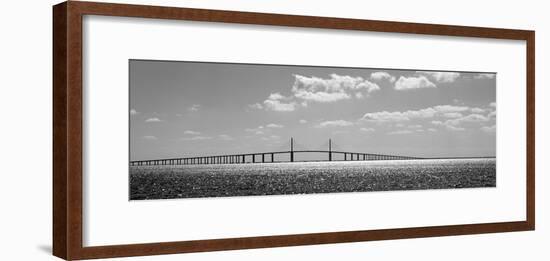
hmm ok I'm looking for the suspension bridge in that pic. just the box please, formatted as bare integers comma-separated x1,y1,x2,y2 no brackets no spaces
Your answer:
130,138,424,166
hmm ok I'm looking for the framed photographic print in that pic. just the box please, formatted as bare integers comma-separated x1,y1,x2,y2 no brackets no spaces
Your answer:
53,1,535,260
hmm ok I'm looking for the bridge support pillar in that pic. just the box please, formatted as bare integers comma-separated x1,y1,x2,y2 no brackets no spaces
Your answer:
271,153,274,162
252,154,255,163
262,154,265,163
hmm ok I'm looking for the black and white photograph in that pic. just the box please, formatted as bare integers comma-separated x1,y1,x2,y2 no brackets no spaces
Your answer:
129,60,496,200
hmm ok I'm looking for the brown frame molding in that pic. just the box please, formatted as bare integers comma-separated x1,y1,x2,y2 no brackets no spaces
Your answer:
53,1,535,260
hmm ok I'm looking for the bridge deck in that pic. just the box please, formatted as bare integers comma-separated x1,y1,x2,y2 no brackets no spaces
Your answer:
129,150,423,166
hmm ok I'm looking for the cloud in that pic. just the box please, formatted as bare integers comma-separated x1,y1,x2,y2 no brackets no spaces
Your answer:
292,74,380,103
370,72,396,83
432,113,490,131
442,112,463,118
183,130,201,135
294,90,350,103
394,76,436,90
360,127,375,132
180,136,212,141
253,74,380,111
188,104,201,112
388,130,413,135
299,119,307,124
361,108,437,122
130,109,138,115
266,123,284,128
218,134,234,140
262,93,296,112
416,71,461,83
433,105,469,113
490,102,496,108
361,105,478,123
470,108,485,114
263,99,296,112
431,121,465,131
142,135,157,140
407,124,422,129
445,114,489,126
427,128,437,132
445,125,466,131
317,120,354,128
248,103,263,110
361,111,409,122
475,73,496,79
145,117,162,122
481,125,496,133
245,126,266,135
268,93,285,100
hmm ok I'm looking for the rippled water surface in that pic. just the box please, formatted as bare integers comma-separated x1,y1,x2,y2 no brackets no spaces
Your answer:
130,158,496,200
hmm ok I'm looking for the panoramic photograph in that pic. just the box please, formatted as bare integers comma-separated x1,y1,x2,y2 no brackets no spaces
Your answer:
129,60,496,200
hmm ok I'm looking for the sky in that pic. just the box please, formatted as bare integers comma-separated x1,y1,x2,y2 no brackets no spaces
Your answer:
129,60,496,161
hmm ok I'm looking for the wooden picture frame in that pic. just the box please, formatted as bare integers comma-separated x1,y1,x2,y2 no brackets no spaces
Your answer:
53,1,535,260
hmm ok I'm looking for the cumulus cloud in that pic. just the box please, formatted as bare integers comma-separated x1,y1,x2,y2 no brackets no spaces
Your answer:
360,127,375,132
183,130,201,135
443,112,463,118
394,76,436,90
252,74,380,111
361,105,476,123
433,105,469,113
445,114,489,126
361,108,437,122
370,72,396,83
361,111,410,122
145,117,162,122
130,109,138,115
294,91,350,103
427,128,437,132
317,120,354,128
299,119,307,124
248,103,263,110
292,74,380,103
490,102,496,108
471,108,485,114
416,71,461,83
475,73,496,79
446,125,466,131
263,99,296,112
432,113,490,131
188,104,201,112
266,123,284,128
142,135,157,140
261,93,296,112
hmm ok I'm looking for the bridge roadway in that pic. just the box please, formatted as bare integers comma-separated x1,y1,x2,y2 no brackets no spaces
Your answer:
129,150,423,166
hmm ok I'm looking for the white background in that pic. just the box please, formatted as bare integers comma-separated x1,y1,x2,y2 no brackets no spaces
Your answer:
0,0,547,260
84,15,525,246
